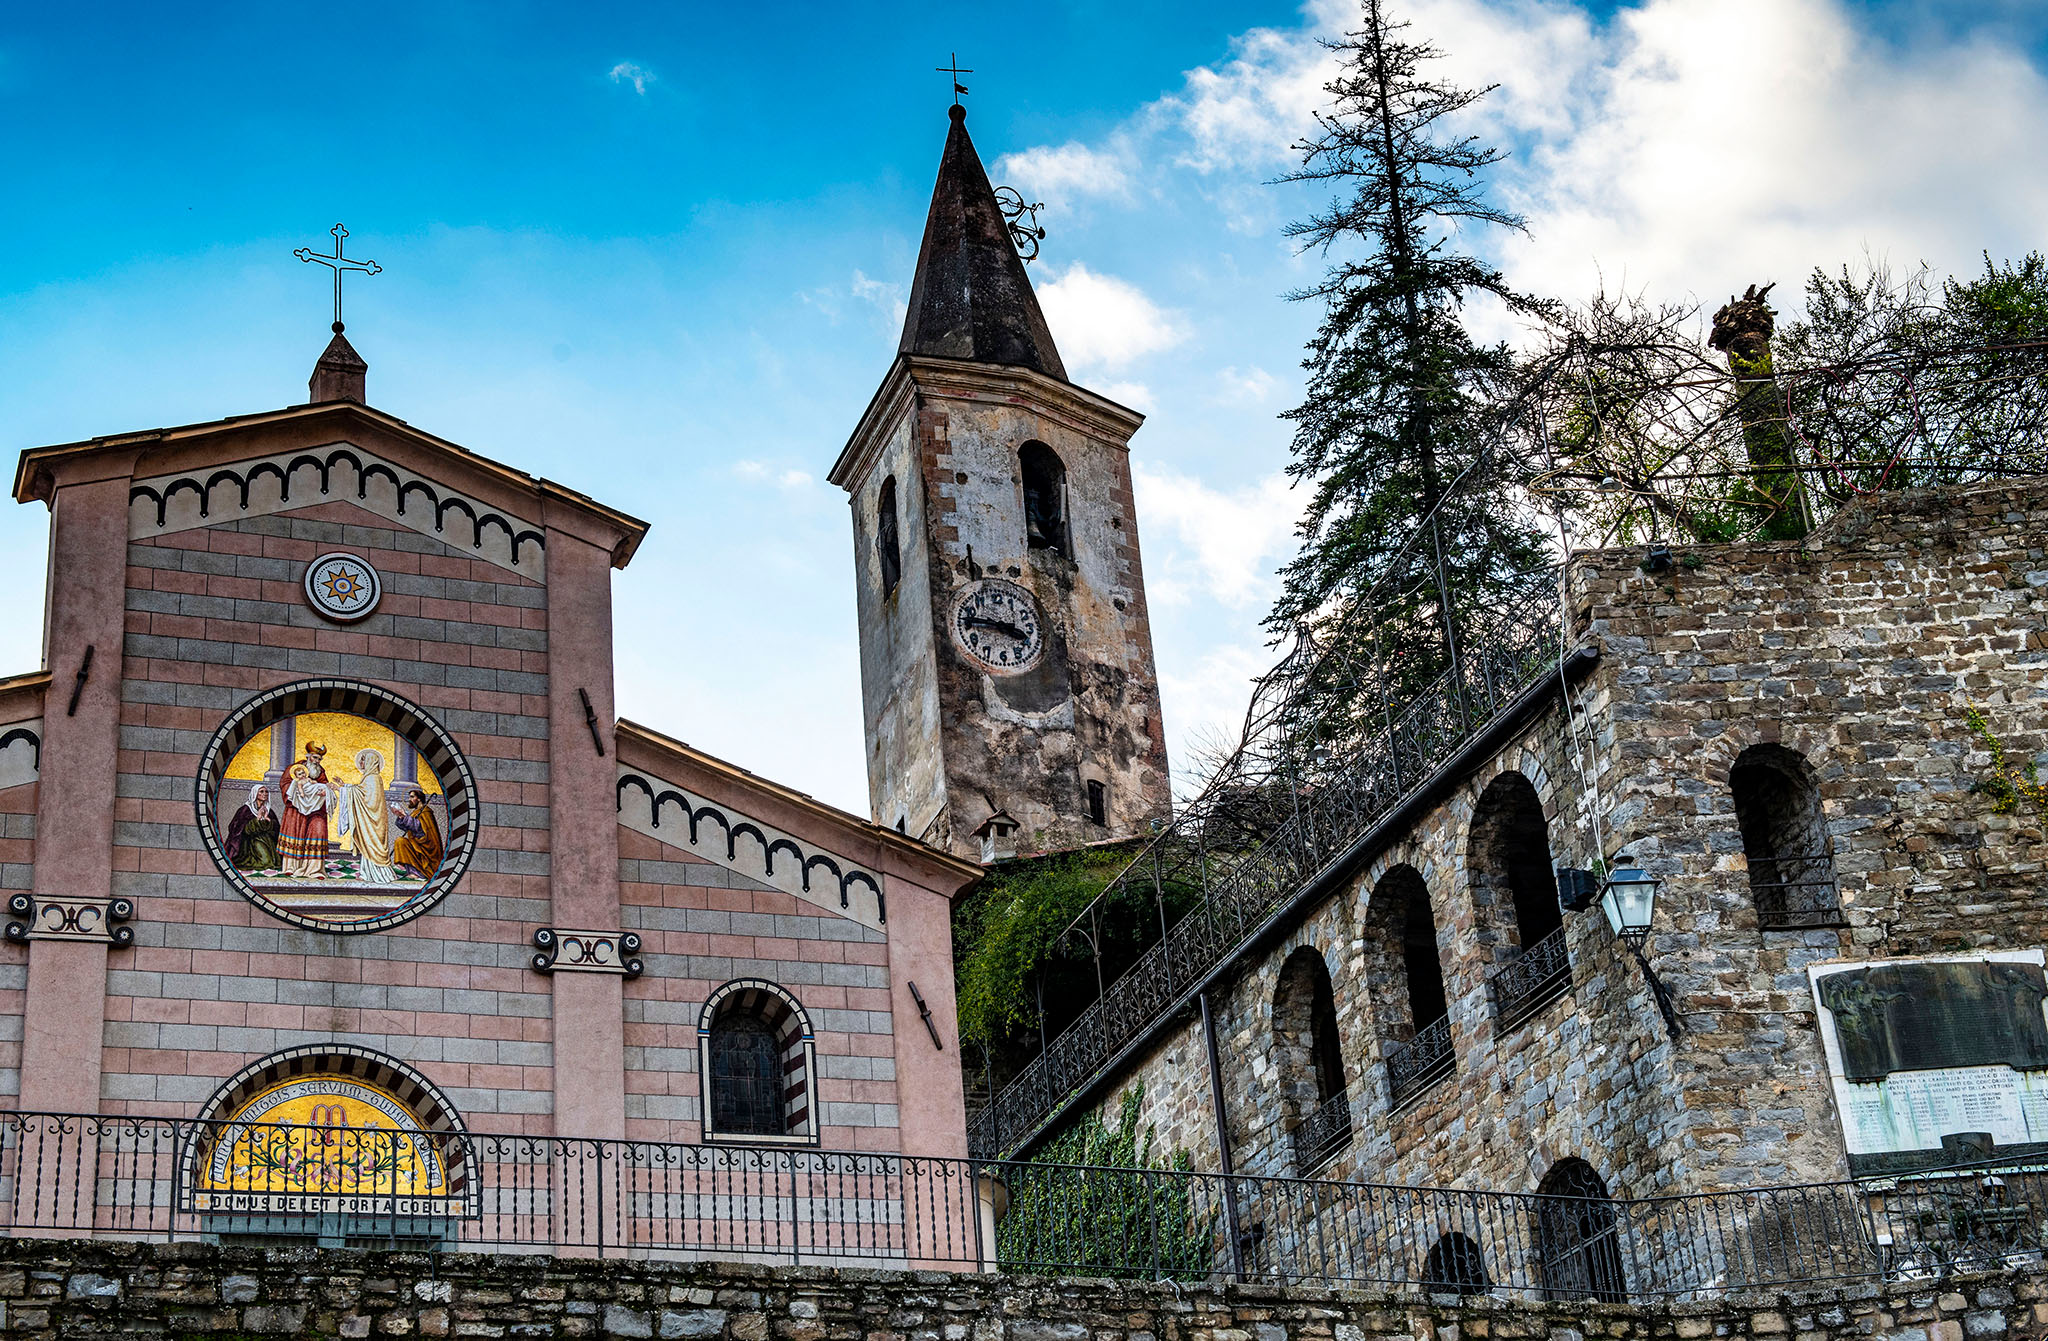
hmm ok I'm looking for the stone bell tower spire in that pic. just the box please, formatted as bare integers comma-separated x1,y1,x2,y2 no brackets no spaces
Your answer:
830,104,1171,863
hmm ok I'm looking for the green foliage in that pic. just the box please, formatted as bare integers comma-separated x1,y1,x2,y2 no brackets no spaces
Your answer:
995,1087,1218,1279
1964,706,2048,818
952,848,1142,1048
1270,0,1549,645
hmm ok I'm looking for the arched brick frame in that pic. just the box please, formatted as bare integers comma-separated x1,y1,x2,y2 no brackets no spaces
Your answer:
193,677,478,934
178,1043,478,1215
698,979,819,1147
1272,947,1345,1119
1360,865,1451,1046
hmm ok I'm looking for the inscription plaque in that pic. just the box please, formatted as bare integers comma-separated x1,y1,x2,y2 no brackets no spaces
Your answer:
1811,950,2048,1175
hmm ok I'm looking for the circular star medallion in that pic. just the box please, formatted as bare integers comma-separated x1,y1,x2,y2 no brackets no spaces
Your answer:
303,552,382,622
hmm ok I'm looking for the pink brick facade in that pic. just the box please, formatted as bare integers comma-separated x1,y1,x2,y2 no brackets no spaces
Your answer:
3,396,979,1159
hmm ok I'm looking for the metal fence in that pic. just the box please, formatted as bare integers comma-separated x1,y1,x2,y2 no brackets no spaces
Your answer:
970,571,1574,1160
6,1112,2045,1299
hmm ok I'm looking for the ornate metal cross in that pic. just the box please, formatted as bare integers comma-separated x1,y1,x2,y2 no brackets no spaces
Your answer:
294,224,382,333
936,53,972,104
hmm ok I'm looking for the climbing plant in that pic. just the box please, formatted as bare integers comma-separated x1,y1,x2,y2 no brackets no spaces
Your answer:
1965,706,2048,817
993,1087,1218,1280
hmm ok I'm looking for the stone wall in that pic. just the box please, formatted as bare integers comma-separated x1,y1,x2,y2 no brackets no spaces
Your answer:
1066,479,2048,1202
4,1239,2047,1341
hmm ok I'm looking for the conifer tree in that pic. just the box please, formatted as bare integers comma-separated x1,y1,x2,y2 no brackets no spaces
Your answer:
1271,0,1548,667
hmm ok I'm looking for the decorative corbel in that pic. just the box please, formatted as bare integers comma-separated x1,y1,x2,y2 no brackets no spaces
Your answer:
531,927,644,979
5,893,135,945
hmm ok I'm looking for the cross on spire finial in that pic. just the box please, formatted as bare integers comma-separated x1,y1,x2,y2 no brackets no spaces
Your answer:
936,53,972,105
294,223,382,334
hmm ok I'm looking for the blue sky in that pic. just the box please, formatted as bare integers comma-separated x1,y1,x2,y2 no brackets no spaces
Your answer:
4,0,2046,816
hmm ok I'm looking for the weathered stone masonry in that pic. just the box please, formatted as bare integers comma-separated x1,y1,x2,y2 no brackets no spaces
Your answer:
1086,480,2048,1202
4,1238,2048,1341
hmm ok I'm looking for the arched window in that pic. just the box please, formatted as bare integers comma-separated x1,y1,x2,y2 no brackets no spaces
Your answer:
876,475,902,597
1534,1158,1627,1302
1364,866,1455,1106
1019,442,1068,557
1731,743,1840,928
1470,772,1570,1028
699,979,818,1145
1274,946,1349,1171
1422,1231,1491,1295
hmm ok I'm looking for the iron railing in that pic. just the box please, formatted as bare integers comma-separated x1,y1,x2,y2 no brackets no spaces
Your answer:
970,568,1573,1159
1749,854,1843,930
1386,1015,1456,1109
5,1112,2046,1297
1488,928,1574,1031
1290,1091,1353,1173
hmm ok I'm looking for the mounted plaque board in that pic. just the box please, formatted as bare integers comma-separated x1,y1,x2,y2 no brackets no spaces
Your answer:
1810,950,2048,1175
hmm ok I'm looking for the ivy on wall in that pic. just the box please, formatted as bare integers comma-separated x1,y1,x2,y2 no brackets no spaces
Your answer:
1965,705,2048,817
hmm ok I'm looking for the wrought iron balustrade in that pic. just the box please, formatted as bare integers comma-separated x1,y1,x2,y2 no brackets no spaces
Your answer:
8,1109,2047,1299
1488,928,1573,1031
1386,1014,1456,1109
1289,1090,1353,1173
968,572,1574,1160
1749,854,1843,930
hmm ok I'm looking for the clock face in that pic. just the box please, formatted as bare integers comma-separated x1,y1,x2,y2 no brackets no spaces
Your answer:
952,579,1046,673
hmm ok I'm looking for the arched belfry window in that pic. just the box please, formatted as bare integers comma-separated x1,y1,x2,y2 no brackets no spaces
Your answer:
1274,946,1350,1172
1534,1158,1627,1302
699,979,818,1146
1364,866,1455,1106
1470,772,1570,1028
1731,743,1841,928
1019,442,1068,557
876,475,902,598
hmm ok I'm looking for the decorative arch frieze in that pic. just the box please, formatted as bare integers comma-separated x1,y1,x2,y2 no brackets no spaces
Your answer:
615,768,886,929
129,444,546,578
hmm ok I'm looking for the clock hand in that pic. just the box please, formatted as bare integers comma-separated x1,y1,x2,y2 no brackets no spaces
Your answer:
964,616,1028,640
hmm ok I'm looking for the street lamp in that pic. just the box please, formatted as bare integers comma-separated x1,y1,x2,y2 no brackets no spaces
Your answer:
1600,859,1661,947
1601,855,1682,1038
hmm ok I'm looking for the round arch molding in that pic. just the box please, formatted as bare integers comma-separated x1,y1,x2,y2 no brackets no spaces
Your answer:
193,678,478,934
178,1043,479,1218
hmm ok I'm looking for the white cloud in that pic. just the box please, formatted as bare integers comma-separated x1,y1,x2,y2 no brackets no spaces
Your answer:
850,269,906,331
609,62,655,95
1133,463,1299,610
1158,638,1283,798
1214,365,1277,405
1037,263,1187,372
992,141,1134,211
732,460,812,491
1095,381,1155,413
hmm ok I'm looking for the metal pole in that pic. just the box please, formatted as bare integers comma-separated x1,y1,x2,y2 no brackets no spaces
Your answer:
1200,990,1246,1282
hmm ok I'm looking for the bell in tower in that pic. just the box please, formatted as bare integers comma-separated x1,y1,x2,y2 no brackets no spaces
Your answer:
828,102,1172,863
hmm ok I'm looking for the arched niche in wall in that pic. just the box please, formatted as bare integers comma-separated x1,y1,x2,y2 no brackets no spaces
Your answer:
1273,945,1350,1171
1730,742,1841,929
1468,771,1570,1026
1533,1157,1627,1302
698,978,819,1147
195,679,476,934
1362,865,1455,1106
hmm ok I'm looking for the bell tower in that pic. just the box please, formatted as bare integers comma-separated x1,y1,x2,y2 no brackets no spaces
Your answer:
829,103,1171,862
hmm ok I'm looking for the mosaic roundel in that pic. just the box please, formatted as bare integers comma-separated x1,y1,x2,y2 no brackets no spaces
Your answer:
304,552,381,622
195,680,476,934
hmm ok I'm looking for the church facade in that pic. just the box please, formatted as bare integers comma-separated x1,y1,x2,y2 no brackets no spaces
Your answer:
0,159,1010,1197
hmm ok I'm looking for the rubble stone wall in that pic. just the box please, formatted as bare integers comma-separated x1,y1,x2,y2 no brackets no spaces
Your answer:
4,1238,2048,1341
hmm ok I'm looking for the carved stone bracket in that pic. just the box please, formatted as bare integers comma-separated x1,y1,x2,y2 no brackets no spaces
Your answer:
4,893,136,945
531,928,643,979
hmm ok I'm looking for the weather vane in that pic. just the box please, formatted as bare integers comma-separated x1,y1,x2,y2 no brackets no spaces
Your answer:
936,53,972,104
294,223,382,334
